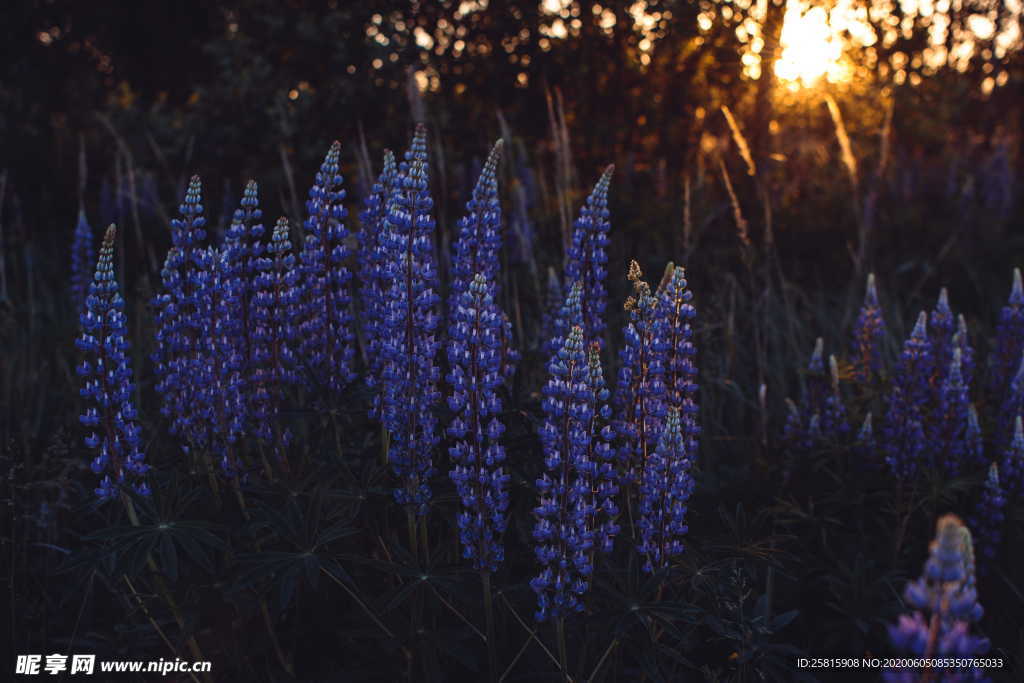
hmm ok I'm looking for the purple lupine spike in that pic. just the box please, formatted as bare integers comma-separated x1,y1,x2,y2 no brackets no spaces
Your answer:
851,273,886,382
854,412,877,468
614,261,669,489
930,287,956,381
990,268,1024,398
250,217,301,458
999,416,1024,497
222,180,265,393
449,141,518,383
359,149,398,415
820,355,850,441
970,463,1006,574
546,280,583,359
152,176,209,447
965,404,985,471
298,140,356,394
805,337,827,416
540,266,563,352
380,148,442,515
76,225,149,500
196,245,247,476
70,209,95,312
998,352,1024,447
564,166,613,347
782,398,814,453
954,314,975,388
447,274,509,572
931,348,971,477
532,326,596,621
450,141,503,308
637,408,695,573
660,266,699,417
884,515,988,680
586,342,619,555
883,312,932,480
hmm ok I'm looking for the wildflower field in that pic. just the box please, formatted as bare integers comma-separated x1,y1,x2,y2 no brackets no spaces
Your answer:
3,2,1024,681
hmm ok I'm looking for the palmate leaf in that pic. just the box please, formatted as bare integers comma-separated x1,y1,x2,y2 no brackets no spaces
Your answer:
82,519,226,581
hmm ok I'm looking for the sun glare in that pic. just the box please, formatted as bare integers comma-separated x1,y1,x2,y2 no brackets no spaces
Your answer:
775,5,850,89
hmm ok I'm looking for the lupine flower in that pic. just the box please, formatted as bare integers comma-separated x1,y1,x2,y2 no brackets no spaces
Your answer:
447,274,509,572
614,261,668,488
854,412,877,468
196,245,247,476
380,127,442,514
970,463,1005,573
532,326,596,621
298,141,356,394
359,149,398,411
637,408,695,573
930,287,956,381
999,416,1024,497
931,349,971,477
540,266,563,353
965,404,985,471
782,398,814,453
250,217,301,454
998,352,1024,447
546,280,583,361
990,268,1024,398
954,314,975,389
449,141,518,382
884,312,932,480
884,515,988,681
585,343,619,555
222,180,265,394
450,141,503,308
564,166,613,346
851,273,886,382
820,355,850,441
76,225,149,500
152,176,209,447
70,209,95,311
659,266,699,419
804,337,827,417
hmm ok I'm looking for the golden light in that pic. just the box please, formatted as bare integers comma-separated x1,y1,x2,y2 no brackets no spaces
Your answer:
775,5,851,89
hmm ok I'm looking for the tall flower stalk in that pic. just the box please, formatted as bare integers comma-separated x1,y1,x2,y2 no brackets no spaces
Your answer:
637,408,695,573
447,273,509,683
970,462,1006,574
381,125,442,517
298,141,355,394
222,179,265,405
990,268,1024,398
564,166,613,347
359,149,398,412
532,326,596,622
152,176,210,450
447,274,509,572
884,515,988,680
614,261,669,492
884,312,932,480
449,140,518,382
851,272,885,382
251,217,300,459
76,225,149,500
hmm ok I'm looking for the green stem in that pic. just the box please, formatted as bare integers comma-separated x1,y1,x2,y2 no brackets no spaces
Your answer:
482,572,497,683
555,617,569,683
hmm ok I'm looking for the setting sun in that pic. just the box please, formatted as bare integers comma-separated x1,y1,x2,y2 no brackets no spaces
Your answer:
775,4,850,88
